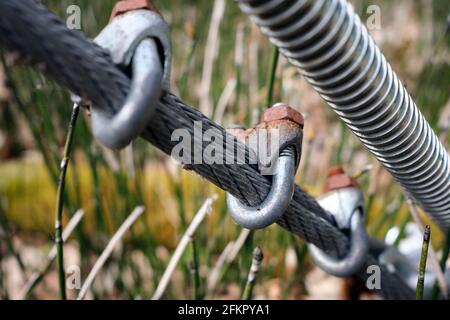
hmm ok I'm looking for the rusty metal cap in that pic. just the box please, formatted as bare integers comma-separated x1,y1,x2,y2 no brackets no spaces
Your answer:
323,165,359,193
110,0,160,20
263,103,304,128
327,165,345,178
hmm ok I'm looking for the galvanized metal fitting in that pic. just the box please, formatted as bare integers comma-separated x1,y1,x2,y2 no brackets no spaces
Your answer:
99,4,170,87
308,168,369,277
323,166,359,193
226,145,297,229
225,104,304,229
259,103,304,170
88,5,171,149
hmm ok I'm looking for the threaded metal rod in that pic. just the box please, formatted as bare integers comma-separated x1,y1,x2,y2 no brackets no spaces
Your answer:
237,0,450,230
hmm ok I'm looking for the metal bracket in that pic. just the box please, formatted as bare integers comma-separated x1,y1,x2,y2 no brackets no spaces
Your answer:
85,9,171,149
308,168,369,277
226,146,297,229
225,104,304,229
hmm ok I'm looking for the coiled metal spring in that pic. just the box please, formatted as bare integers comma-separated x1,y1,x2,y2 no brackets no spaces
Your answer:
237,0,450,230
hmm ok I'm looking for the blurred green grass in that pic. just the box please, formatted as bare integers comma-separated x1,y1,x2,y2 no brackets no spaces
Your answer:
0,0,449,299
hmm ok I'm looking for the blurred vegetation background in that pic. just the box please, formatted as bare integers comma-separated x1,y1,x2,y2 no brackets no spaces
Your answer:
0,0,449,299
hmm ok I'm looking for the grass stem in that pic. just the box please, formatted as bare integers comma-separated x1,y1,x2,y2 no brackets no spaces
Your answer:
189,239,201,299
55,103,80,299
265,46,279,108
0,200,26,275
207,228,251,294
405,195,448,297
77,206,145,300
416,225,431,300
242,246,263,300
199,0,226,116
21,209,84,299
178,39,197,99
152,195,218,300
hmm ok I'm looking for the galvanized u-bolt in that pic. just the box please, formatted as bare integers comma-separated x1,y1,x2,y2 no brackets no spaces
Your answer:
88,2,171,149
236,0,450,231
227,146,297,229
309,208,368,277
308,167,369,277
91,38,163,149
226,104,304,229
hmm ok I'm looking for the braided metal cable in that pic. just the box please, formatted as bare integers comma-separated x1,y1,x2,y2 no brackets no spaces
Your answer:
0,0,414,298
0,0,130,113
146,93,415,299
236,0,450,231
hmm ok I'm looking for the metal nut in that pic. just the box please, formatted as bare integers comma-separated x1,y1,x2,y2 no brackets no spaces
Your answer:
327,166,345,178
227,127,252,142
227,104,304,172
262,103,304,128
110,0,160,20
323,166,359,193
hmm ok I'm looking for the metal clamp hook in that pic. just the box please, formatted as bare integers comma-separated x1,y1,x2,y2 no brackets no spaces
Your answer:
225,103,304,230
89,7,171,149
91,38,163,149
308,207,369,277
308,168,369,277
227,146,297,229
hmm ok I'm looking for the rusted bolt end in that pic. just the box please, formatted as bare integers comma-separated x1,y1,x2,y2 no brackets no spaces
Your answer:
263,103,304,128
323,166,359,193
327,165,345,178
110,0,160,20
227,126,252,142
